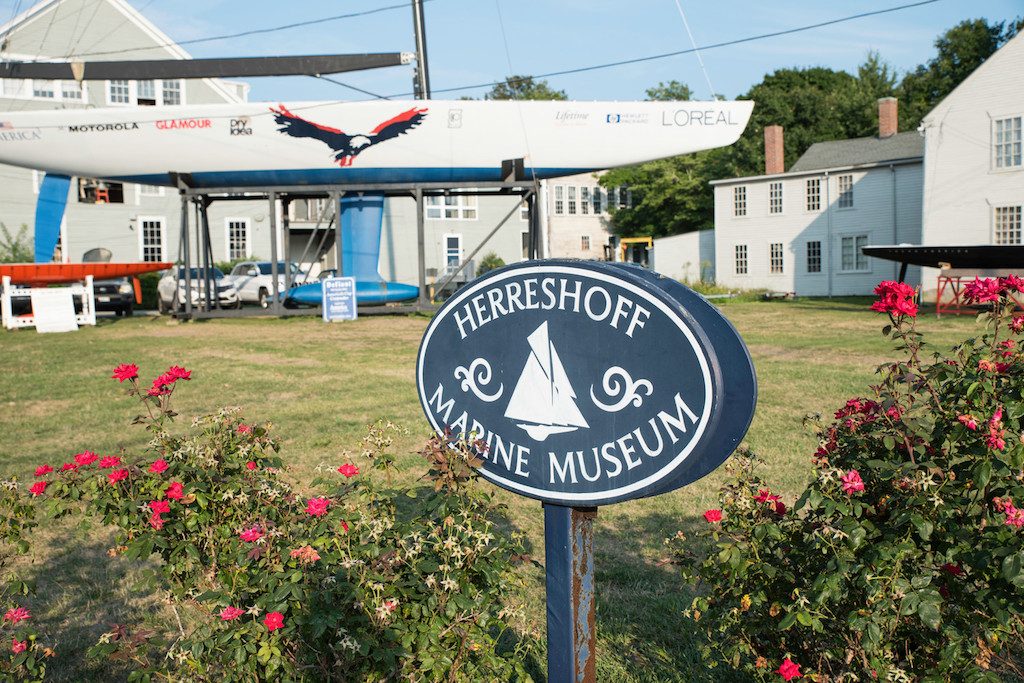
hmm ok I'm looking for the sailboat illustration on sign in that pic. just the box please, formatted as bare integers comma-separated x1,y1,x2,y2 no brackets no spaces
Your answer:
504,322,590,441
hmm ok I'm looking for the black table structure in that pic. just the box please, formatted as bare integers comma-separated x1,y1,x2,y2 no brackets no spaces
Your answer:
862,245,1024,316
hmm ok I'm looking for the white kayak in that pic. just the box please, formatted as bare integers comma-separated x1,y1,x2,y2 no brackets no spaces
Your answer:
0,99,752,188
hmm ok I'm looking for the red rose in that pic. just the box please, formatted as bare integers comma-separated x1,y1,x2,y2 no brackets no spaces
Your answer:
871,281,918,318
60,462,77,472
776,657,801,681
237,424,252,435
246,461,257,471
34,464,53,477
239,526,263,543
165,365,192,381
220,606,245,621
337,463,360,478
107,469,129,485
165,482,184,500
74,451,98,466
306,497,330,517
99,456,121,469
703,509,722,523
963,277,1001,304
10,638,26,653
150,500,171,514
148,459,168,474
28,481,47,496
111,363,139,383
3,607,30,624
263,611,284,631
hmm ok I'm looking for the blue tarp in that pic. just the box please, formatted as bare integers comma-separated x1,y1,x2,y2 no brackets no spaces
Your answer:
33,173,71,263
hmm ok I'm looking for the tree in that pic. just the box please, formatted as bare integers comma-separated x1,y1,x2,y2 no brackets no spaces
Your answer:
0,223,32,263
645,80,693,102
483,75,567,101
898,17,1022,129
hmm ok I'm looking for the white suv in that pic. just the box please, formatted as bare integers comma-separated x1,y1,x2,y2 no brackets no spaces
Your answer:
157,267,240,313
226,261,308,308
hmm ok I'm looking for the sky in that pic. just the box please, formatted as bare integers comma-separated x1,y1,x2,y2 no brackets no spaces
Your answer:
2,0,1023,102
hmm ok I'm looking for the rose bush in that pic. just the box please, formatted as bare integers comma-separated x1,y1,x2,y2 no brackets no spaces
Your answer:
672,278,1024,681
16,363,536,681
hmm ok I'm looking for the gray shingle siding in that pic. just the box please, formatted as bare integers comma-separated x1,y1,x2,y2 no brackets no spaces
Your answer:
789,131,924,172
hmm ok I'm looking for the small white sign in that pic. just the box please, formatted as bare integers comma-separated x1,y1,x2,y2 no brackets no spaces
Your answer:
31,288,79,333
322,277,357,322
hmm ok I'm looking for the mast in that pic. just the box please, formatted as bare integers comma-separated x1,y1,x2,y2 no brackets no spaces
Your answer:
411,0,431,99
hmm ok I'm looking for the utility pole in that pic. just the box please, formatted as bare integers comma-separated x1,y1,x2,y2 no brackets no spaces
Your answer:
411,0,431,99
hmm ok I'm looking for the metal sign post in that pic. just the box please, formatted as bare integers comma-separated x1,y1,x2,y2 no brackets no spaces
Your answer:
544,505,597,683
414,260,757,678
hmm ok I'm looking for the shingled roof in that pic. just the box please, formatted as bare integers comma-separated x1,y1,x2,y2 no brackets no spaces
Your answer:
789,131,923,172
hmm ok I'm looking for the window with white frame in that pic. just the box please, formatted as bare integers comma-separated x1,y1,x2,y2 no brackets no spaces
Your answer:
31,80,54,98
554,186,565,215
425,195,477,220
591,187,603,214
607,187,618,212
140,218,165,262
567,186,577,215
108,80,131,104
162,80,182,105
580,187,591,214
995,206,1022,244
734,245,748,275
769,242,784,273
841,235,869,271
443,234,462,266
61,80,82,100
994,116,1022,169
618,187,632,209
837,175,854,208
519,200,530,221
136,80,156,105
769,182,783,214
137,184,165,200
807,240,822,273
226,219,250,260
521,231,530,259
733,186,747,216
581,235,591,251
806,178,821,211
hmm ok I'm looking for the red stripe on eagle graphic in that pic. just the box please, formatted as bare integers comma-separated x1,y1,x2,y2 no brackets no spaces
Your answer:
370,107,428,135
270,104,345,134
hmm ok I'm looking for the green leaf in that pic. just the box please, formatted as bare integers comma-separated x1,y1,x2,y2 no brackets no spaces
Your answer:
882,435,895,450
1001,552,1024,588
778,612,797,630
974,461,993,491
918,600,941,630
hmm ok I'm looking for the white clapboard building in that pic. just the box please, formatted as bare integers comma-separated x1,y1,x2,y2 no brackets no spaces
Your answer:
709,98,923,296
918,30,1024,293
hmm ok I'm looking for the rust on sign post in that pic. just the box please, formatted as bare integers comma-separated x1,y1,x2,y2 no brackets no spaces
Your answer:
545,504,597,683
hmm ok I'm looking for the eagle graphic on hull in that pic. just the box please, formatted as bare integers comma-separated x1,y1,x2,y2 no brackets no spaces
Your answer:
270,104,428,167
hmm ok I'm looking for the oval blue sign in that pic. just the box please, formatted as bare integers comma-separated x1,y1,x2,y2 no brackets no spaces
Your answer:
416,260,756,506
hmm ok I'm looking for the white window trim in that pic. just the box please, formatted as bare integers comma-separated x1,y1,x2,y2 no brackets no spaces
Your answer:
442,233,463,266
839,233,872,273
992,205,1023,245
134,183,166,203
732,186,748,218
990,113,1023,173
805,178,822,213
768,182,784,215
836,175,855,210
224,217,252,261
106,78,186,107
768,242,785,274
424,195,478,221
137,215,167,263
806,240,823,274
734,244,748,276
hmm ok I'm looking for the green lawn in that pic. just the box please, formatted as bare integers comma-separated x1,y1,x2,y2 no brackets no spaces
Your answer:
0,299,982,681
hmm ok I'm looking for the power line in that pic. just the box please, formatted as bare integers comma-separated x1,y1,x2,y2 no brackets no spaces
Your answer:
42,0,437,60
310,74,389,100
369,0,942,99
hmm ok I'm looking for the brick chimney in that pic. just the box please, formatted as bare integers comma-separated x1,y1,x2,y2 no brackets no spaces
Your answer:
878,97,898,138
764,124,784,174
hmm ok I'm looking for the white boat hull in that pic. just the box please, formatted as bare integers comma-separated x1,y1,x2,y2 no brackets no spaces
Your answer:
0,99,752,187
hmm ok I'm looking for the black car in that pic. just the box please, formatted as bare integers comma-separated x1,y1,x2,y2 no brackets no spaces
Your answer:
93,277,135,316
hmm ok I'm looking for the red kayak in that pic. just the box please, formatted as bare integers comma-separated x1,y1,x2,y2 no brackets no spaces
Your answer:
0,262,172,286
